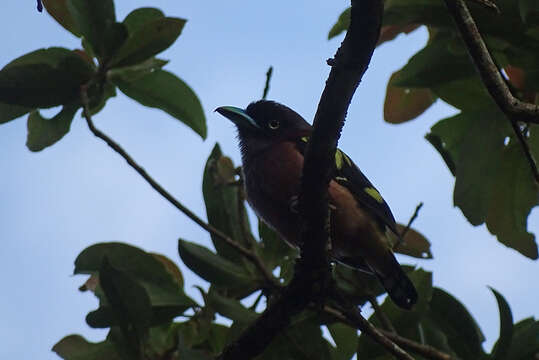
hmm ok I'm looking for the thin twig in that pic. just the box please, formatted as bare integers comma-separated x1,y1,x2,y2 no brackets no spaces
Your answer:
324,305,414,360
395,202,424,250
262,66,273,100
368,295,396,333
380,330,452,360
468,0,499,12
443,0,539,183
79,85,280,290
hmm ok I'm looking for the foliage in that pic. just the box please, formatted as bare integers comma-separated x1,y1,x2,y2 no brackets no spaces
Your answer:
329,0,539,259
1,0,538,359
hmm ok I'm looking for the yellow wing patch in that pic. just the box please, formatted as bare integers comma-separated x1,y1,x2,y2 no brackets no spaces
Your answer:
364,187,384,203
301,136,309,143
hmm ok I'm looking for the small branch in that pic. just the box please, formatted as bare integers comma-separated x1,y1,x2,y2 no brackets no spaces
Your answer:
368,295,396,333
468,0,499,12
262,66,273,100
324,306,414,360
79,85,280,290
443,0,539,182
443,0,539,125
380,330,452,360
395,202,424,250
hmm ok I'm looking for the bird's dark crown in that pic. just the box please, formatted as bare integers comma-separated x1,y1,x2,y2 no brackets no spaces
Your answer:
242,100,313,140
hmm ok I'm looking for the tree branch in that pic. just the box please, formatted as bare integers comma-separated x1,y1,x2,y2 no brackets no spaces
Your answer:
79,85,280,290
262,66,273,100
395,202,424,251
368,295,396,333
217,1,385,359
443,0,539,182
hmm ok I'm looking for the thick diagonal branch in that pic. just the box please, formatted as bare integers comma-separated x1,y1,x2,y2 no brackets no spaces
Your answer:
217,1,386,359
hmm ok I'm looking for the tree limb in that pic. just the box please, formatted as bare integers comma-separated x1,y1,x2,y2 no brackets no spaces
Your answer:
217,0,385,359
443,0,539,183
79,85,280,290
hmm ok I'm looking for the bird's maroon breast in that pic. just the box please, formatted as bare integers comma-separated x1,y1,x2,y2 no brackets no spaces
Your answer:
243,141,304,245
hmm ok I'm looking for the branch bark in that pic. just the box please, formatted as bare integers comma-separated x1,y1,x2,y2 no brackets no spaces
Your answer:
443,0,539,182
218,0,385,359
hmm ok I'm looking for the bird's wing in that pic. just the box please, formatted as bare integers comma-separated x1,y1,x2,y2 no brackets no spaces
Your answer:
296,138,398,234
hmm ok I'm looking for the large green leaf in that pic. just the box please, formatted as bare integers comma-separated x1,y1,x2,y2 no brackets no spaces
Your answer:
202,144,254,263
52,335,122,360
26,103,79,151
0,102,32,124
178,239,258,290
506,317,539,360
122,8,165,34
67,0,116,59
109,17,185,67
42,0,81,36
206,289,258,324
428,110,539,259
114,69,206,138
391,224,433,259
258,219,297,271
76,243,195,321
328,323,357,360
490,288,514,360
0,48,94,108
427,288,486,360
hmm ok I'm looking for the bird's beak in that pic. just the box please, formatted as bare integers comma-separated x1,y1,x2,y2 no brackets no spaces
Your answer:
215,106,260,130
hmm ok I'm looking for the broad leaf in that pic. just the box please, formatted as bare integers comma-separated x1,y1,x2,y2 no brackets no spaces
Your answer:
427,288,486,360
0,48,94,108
328,323,357,360
384,70,436,124
0,102,32,124
110,17,185,67
26,103,79,151
67,0,116,59
42,0,80,36
202,144,254,263
428,110,539,259
258,219,297,271
207,289,258,324
52,335,122,360
391,224,433,259
328,8,350,40
114,69,206,138
506,317,539,360
123,8,165,34
178,239,258,291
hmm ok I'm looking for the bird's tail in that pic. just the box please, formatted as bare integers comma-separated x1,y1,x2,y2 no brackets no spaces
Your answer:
371,252,418,310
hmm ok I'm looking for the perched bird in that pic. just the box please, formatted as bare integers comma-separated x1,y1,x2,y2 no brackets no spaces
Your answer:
216,100,417,309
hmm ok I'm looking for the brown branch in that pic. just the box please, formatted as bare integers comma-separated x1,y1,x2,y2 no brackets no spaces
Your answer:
395,202,424,251
380,330,452,360
443,0,539,182
79,85,280,290
217,1,384,359
262,66,273,100
324,305,414,360
467,0,499,12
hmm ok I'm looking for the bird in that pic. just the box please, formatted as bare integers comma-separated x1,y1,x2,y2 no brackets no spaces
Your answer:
216,100,417,309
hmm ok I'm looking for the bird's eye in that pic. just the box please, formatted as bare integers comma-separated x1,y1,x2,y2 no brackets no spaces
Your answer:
268,119,280,130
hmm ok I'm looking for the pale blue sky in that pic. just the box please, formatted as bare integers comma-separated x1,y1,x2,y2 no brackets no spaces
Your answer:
0,1,537,359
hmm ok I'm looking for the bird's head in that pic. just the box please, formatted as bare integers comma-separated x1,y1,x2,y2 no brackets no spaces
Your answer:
216,100,312,146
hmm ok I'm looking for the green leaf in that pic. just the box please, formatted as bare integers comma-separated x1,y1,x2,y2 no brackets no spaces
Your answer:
428,109,538,259
432,77,495,111
490,288,514,360
75,243,195,319
0,48,93,108
207,289,258,324
110,17,185,67
258,220,298,271
92,258,152,337
328,323,357,360
507,317,539,360
384,70,436,124
0,102,32,124
519,0,539,24
427,287,486,360
202,144,254,263
52,335,122,360
42,0,80,36
123,8,165,34
178,239,258,290
67,0,116,59
26,103,79,151
394,34,476,88
114,69,206,138
328,8,350,40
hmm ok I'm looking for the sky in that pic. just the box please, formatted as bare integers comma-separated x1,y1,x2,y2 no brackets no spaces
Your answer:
0,1,537,359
